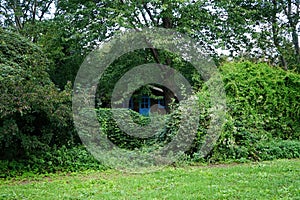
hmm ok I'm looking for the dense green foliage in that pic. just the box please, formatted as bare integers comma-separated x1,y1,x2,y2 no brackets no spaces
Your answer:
96,62,300,163
209,62,300,162
1,32,299,177
0,145,105,178
222,62,299,139
36,20,86,88
96,108,162,150
96,49,200,108
0,29,77,160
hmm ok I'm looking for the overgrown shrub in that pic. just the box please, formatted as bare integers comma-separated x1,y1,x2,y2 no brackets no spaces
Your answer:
95,62,300,163
0,28,78,160
0,145,105,178
96,108,165,149
207,61,300,162
221,62,300,139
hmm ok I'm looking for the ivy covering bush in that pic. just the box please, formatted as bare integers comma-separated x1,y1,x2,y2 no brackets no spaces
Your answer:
96,108,160,149
0,28,78,160
208,62,300,162
95,62,300,163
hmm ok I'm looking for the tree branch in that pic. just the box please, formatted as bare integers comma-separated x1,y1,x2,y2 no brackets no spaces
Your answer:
140,7,149,26
143,3,157,26
32,0,36,24
39,0,54,21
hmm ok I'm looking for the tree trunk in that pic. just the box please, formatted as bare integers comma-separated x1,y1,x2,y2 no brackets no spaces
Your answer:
271,0,288,70
164,87,175,113
286,0,300,66
292,29,300,65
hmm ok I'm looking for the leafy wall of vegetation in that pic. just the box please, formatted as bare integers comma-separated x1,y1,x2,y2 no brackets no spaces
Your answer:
96,62,300,162
0,28,299,177
0,29,78,160
209,62,300,162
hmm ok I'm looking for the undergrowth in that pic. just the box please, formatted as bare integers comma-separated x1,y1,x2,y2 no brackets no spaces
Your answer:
1,61,299,178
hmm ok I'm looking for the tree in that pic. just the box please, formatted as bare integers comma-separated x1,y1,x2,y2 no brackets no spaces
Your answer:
283,0,300,69
0,0,56,41
214,0,300,71
56,0,215,110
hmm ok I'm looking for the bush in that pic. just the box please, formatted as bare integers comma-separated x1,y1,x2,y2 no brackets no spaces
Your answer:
0,145,106,178
221,61,300,139
96,108,165,150
94,62,300,163
206,61,300,162
0,28,78,160
256,140,300,160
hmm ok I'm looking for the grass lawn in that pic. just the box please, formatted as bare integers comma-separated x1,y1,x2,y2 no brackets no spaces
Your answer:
0,159,299,199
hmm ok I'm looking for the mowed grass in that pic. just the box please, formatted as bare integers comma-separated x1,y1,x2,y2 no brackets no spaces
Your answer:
0,159,299,200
